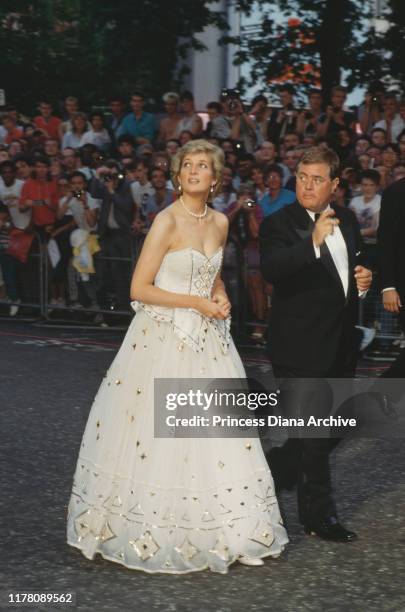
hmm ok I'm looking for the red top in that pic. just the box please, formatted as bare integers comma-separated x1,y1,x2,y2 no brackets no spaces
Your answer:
33,115,62,140
20,178,59,226
4,127,24,144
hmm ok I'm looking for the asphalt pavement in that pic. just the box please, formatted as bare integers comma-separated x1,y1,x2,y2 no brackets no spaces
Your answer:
0,320,404,612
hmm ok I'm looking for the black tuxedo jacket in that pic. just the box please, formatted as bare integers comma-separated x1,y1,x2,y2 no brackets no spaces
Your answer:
259,201,364,373
377,178,405,299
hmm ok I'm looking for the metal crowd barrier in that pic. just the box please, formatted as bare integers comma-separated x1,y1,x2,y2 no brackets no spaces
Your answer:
358,269,402,342
2,230,402,346
0,230,44,319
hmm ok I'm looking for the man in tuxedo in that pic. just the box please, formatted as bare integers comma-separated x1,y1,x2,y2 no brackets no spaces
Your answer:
259,146,372,542
377,177,405,377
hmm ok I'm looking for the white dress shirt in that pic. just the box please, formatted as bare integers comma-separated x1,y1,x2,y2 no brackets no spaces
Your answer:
307,206,349,296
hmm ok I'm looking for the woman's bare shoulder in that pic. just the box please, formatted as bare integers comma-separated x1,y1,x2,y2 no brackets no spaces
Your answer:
210,208,229,229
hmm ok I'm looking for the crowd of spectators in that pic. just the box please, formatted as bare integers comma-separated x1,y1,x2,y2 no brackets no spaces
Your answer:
0,83,404,346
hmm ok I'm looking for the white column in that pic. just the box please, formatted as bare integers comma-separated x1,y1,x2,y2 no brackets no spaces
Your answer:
187,0,227,110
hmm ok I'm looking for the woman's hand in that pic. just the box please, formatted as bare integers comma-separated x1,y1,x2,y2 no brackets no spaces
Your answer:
196,297,230,320
212,291,231,314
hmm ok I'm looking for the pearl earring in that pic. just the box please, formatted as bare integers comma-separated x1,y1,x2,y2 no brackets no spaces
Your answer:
210,185,215,193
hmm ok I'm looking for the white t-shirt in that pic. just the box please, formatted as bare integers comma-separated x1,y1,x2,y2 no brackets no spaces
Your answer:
79,129,111,149
374,115,405,142
60,192,101,231
349,194,381,244
0,178,31,229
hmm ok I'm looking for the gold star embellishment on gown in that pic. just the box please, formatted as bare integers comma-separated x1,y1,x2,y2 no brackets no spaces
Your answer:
74,510,91,540
209,533,231,562
99,521,116,543
249,520,275,548
175,537,200,562
128,502,144,516
130,531,160,561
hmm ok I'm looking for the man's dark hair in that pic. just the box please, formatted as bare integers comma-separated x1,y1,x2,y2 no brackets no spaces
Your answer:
13,154,33,165
356,135,371,145
89,111,105,122
331,85,347,96
148,166,168,181
265,163,284,180
308,88,322,97
207,102,223,113
131,91,144,99
117,134,135,147
360,169,380,185
279,84,295,95
34,155,51,167
180,90,194,102
0,160,16,173
69,171,88,183
251,94,268,106
382,143,400,154
238,153,255,164
298,145,341,180
105,159,121,171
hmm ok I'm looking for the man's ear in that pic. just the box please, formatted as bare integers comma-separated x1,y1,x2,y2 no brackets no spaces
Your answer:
331,177,340,193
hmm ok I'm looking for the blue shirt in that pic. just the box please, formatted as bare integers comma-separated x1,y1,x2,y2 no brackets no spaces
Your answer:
260,188,295,217
117,111,156,142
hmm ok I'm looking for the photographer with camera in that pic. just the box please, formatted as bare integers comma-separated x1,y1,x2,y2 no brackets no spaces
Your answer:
267,84,298,145
91,160,135,309
318,85,356,138
358,83,385,135
222,89,257,154
296,89,326,137
58,171,100,232
225,184,266,340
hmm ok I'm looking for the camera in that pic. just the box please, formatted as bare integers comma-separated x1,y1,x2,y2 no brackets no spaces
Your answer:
245,198,256,208
221,88,240,112
73,190,85,199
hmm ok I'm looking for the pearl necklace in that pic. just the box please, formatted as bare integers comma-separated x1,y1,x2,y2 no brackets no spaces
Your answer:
180,196,207,221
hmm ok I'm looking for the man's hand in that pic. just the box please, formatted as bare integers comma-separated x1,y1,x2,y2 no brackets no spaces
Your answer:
354,265,372,292
312,209,339,247
383,289,402,314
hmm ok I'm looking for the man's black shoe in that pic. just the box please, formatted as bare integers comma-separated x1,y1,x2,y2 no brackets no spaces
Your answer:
304,516,357,542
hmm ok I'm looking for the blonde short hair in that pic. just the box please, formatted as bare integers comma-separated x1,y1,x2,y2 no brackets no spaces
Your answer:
171,139,224,198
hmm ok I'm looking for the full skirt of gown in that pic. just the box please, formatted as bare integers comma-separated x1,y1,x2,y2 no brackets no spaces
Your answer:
66,248,288,573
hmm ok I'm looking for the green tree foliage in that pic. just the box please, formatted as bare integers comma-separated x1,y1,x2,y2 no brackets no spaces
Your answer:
383,0,405,90
0,0,227,112
227,0,382,101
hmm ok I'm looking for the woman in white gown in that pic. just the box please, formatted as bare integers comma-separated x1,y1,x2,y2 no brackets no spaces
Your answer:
66,139,288,574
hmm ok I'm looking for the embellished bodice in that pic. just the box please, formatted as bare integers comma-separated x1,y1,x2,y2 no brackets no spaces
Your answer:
131,247,231,354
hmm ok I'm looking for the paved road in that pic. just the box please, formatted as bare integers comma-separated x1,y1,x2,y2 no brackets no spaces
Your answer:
0,321,404,612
